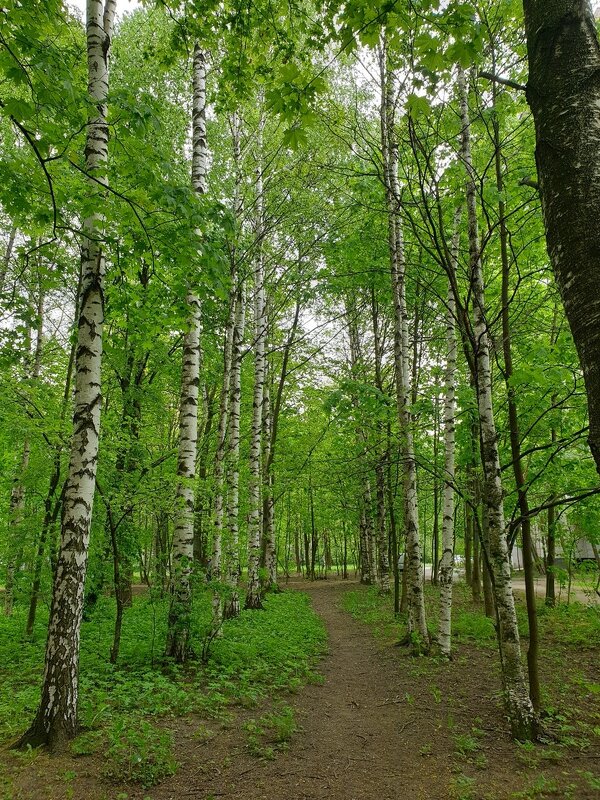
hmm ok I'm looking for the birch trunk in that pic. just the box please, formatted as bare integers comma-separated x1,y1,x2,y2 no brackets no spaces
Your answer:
211,289,235,626
458,65,535,740
245,122,267,610
0,226,16,296
380,47,428,647
492,68,541,709
346,300,376,585
261,299,299,591
165,292,201,660
371,288,390,593
437,215,460,658
223,285,244,618
165,43,207,661
261,373,277,590
523,0,600,475
18,0,115,749
222,112,245,619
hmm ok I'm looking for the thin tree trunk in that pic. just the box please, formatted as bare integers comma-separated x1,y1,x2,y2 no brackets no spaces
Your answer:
381,49,428,647
245,113,267,611
223,282,244,619
493,72,541,709
165,291,201,661
458,65,535,740
5,286,44,616
0,225,16,295
211,290,235,626
18,0,116,749
220,111,245,622
438,215,460,658
371,287,390,593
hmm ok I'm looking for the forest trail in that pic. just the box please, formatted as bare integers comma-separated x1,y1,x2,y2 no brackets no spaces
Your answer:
5,580,599,799
173,578,451,800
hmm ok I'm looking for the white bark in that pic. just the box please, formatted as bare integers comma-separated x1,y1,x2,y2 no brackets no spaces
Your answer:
438,212,460,658
380,50,428,646
166,41,207,661
246,118,267,610
211,289,235,628
262,372,277,589
20,0,116,748
458,65,535,739
222,111,244,619
223,284,244,618
166,292,201,660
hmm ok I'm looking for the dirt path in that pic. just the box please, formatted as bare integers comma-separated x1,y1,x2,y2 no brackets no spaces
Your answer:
217,579,442,800
7,579,598,799
163,579,457,800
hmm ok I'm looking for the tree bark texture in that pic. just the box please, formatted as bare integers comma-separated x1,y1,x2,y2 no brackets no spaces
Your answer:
18,0,116,749
381,51,428,647
438,215,460,658
523,0,600,474
458,65,535,740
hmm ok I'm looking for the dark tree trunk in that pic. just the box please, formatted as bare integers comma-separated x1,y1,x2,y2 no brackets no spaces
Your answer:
523,0,600,474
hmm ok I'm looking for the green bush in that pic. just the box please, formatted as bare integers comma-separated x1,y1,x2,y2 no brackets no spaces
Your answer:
103,718,177,787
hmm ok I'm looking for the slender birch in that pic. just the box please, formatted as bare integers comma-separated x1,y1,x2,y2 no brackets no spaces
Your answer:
245,115,267,610
165,43,207,661
222,111,245,619
223,284,244,618
371,288,390,593
380,44,428,647
211,289,235,627
458,65,535,739
18,0,116,748
438,213,460,658
262,369,277,590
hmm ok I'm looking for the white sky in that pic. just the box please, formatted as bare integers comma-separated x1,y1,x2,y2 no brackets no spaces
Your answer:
69,0,140,21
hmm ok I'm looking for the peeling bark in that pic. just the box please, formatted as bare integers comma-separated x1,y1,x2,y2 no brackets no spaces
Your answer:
18,0,116,749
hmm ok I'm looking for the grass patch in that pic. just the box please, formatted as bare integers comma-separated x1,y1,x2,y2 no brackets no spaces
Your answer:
0,588,326,788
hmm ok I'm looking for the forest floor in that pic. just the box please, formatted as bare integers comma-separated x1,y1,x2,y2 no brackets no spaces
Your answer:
2,578,599,800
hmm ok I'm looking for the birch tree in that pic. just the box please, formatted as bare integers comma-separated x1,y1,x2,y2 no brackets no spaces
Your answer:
458,65,536,740
18,0,116,748
245,117,267,610
380,45,428,648
437,215,460,659
165,43,207,661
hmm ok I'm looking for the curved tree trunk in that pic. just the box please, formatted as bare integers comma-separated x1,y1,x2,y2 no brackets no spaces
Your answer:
523,0,600,475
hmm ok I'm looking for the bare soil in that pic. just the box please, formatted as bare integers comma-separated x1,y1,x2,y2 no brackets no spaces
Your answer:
2,579,599,800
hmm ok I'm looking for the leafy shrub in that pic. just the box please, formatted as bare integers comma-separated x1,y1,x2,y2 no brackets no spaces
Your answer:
103,718,177,787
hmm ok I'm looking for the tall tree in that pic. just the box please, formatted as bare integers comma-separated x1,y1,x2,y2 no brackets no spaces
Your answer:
165,43,207,662
18,0,116,748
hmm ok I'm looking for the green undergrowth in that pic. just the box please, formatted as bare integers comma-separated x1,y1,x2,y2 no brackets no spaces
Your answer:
0,588,326,786
342,582,600,745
